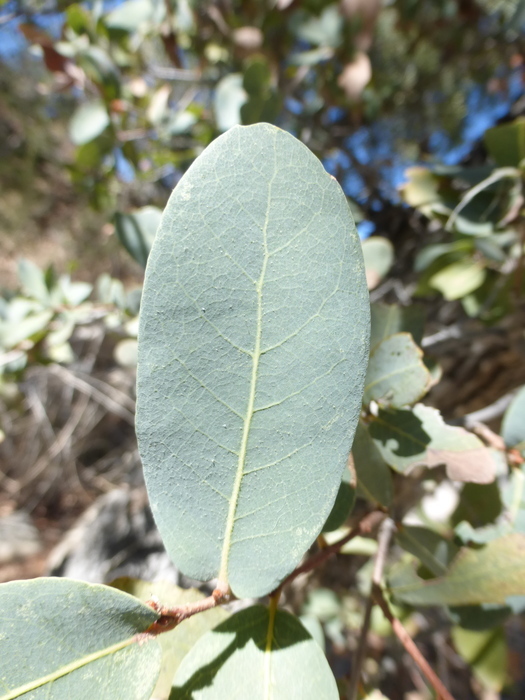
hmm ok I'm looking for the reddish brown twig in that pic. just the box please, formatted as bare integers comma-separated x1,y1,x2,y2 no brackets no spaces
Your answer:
348,518,395,700
372,586,456,700
138,585,230,639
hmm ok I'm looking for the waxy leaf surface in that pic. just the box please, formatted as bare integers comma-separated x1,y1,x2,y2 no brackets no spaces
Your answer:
363,333,431,408
0,578,161,700
170,606,338,699
136,123,370,598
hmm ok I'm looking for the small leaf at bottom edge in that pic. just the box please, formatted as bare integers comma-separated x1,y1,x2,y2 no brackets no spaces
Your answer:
170,605,338,699
0,577,161,700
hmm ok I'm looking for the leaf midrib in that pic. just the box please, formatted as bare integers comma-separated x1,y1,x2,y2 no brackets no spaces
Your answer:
218,166,276,587
0,637,136,700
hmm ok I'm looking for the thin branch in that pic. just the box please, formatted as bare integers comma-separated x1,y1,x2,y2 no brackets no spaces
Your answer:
348,518,395,700
139,585,231,639
372,587,456,700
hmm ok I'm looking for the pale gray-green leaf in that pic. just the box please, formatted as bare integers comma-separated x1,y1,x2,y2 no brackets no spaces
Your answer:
363,332,431,408
69,100,110,146
361,236,394,290
136,123,370,598
501,385,525,450
0,577,161,700
170,606,339,699
17,259,49,304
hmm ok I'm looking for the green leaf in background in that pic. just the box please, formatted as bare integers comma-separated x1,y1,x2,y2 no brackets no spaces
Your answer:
453,465,525,555
111,578,229,700
361,236,394,290
242,58,271,97
69,100,110,146
352,421,393,507
369,302,425,351
414,240,472,273
398,166,444,215
0,310,54,350
322,461,356,532
484,117,525,167
501,385,525,452
448,604,511,632
169,605,339,699
105,0,160,32
114,338,138,367
114,206,162,268
369,403,496,483
17,259,50,304
363,332,431,408
214,75,247,132
428,260,487,301
137,123,370,598
395,525,459,577
0,578,161,700
453,480,503,531
451,627,508,692
389,533,525,606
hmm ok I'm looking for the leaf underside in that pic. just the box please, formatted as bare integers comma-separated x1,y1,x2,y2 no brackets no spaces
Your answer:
0,578,161,700
136,123,370,598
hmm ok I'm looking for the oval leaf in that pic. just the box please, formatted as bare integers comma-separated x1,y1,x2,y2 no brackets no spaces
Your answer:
0,577,161,700
363,332,431,408
69,100,110,146
136,123,370,598
170,605,339,699
428,260,486,301
361,236,394,290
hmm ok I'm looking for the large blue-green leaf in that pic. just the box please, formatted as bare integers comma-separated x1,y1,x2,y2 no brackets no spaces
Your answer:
136,123,370,598
0,578,161,700
170,606,338,699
